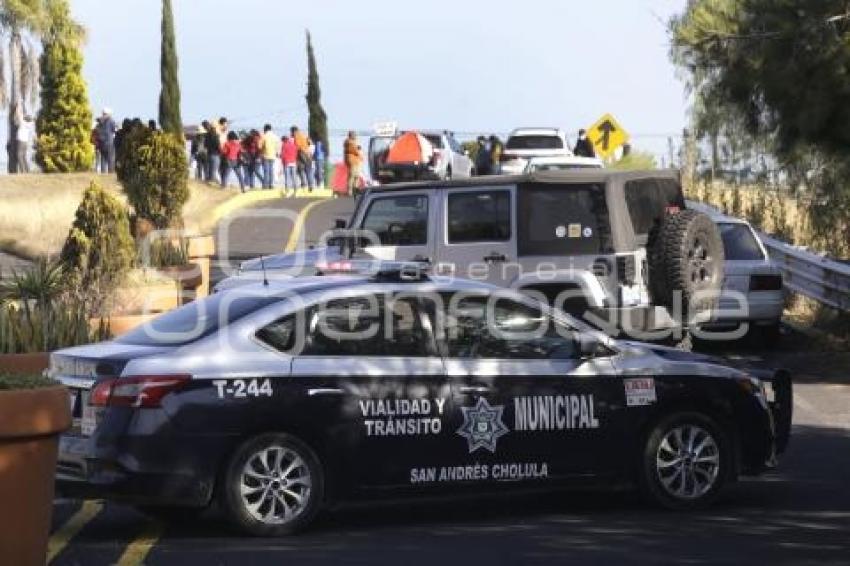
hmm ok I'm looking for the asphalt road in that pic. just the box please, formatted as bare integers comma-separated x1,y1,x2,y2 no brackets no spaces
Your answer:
210,195,356,285
0,250,32,278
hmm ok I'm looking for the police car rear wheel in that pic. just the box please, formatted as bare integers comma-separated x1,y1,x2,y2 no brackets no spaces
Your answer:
221,433,324,536
639,412,730,509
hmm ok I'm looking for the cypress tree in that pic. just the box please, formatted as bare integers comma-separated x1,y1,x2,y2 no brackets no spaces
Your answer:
305,30,329,157
158,0,182,136
35,0,94,173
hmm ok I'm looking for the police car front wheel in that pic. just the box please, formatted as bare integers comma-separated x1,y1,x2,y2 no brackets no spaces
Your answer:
220,433,324,536
639,411,730,510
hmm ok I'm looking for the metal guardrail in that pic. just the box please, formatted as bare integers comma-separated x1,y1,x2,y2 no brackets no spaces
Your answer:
686,200,850,312
759,234,850,312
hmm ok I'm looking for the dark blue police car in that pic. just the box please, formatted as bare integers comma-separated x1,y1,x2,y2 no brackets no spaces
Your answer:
52,271,791,536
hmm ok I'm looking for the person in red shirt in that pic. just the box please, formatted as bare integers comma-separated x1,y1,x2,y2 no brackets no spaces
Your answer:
280,135,298,190
241,129,264,189
221,131,245,191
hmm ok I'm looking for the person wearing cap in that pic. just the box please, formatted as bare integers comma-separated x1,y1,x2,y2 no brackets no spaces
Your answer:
97,108,117,173
190,122,209,181
14,114,34,173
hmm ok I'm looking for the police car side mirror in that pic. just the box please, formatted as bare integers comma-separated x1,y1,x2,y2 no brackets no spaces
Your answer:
574,334,600,360
334,219,346,229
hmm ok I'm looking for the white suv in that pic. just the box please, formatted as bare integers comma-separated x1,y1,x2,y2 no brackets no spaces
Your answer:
500,127,571,175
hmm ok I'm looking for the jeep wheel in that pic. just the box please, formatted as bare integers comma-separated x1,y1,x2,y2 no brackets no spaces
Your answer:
220,433,324,536
639,411,730,509
649,209,724,320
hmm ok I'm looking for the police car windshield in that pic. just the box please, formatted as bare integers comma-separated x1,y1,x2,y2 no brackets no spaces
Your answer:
116,293,280,346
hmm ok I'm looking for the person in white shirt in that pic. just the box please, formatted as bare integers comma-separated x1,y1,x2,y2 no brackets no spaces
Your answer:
15,115,34,173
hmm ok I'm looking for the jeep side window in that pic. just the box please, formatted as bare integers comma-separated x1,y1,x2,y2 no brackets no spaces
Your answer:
625,178,686,238
447,190,511,243
517,183,609,255
360,195,429,246
438,294,578,360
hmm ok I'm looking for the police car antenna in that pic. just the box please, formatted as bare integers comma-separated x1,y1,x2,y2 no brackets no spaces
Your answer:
259,255,269,286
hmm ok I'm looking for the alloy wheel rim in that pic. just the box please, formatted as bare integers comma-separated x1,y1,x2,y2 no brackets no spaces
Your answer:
655,424,720,500
240,445,312,524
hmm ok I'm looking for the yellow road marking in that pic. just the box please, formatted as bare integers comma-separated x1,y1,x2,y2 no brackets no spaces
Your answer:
47,500,103,563
284,198,330,252
116,522,163,566
205,188,333,231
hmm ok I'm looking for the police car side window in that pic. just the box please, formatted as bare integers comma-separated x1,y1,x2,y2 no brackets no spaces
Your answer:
441,295,577,360
256,315,298,353
301,295,431,357
360,195,428,246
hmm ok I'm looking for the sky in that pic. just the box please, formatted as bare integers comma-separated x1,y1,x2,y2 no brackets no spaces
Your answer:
70,0,688,157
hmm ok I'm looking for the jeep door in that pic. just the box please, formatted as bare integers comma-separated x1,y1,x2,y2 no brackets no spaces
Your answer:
357,191,436,264
430,292,623,480
434,186,517,286
288,292,450,490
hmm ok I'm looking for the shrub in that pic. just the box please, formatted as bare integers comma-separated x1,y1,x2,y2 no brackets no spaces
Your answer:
60,182,134,315
35,36,95,172
609,150,656,171
120,128,189,229
0,374,59,391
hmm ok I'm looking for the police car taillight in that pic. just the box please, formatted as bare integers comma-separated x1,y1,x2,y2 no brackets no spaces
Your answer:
89,375,191,408
316,260,354,273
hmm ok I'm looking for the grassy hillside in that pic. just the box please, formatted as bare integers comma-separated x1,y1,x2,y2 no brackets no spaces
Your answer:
0,173,234,259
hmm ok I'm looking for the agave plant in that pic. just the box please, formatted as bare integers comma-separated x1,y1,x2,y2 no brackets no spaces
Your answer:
0,257,108,353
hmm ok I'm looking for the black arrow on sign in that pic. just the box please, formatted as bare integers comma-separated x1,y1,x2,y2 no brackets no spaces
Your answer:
596,120,617,151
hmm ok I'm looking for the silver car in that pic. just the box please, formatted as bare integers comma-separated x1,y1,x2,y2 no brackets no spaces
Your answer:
708,217,784,342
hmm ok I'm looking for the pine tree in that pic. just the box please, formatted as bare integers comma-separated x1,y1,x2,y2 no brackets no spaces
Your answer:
305,30,328,157
35,0,93,173
158,0,182,136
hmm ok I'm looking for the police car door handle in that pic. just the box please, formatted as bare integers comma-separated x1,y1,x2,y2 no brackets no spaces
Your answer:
412,254,431,264
483,253,506,264
307,388,345,397
458,385,493,395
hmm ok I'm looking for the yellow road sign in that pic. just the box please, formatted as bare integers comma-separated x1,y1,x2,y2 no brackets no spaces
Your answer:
587,113,629,159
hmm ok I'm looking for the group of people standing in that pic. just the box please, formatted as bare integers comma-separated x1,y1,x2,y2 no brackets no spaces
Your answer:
473,135,505,176
190,118,326,193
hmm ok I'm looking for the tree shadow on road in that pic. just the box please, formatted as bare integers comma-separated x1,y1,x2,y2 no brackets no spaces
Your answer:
145,425,850,566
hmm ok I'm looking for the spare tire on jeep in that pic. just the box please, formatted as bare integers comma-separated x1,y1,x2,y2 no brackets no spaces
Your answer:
648,209,724,319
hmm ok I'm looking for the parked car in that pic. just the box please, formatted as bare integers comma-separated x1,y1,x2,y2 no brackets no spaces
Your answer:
219,170,726,342
500,128,571,175
687,206,784,343
524,155,604,172
54,268,792,536
370,130,474,184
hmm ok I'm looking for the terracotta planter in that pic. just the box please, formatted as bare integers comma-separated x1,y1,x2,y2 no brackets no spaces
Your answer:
0,386,71,566
112,280,180,314
187,235,215,259
104,313,158,337
159,263,203,289
0,353,50,374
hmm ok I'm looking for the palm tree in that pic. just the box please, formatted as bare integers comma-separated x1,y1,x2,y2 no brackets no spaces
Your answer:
0,0,48,173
